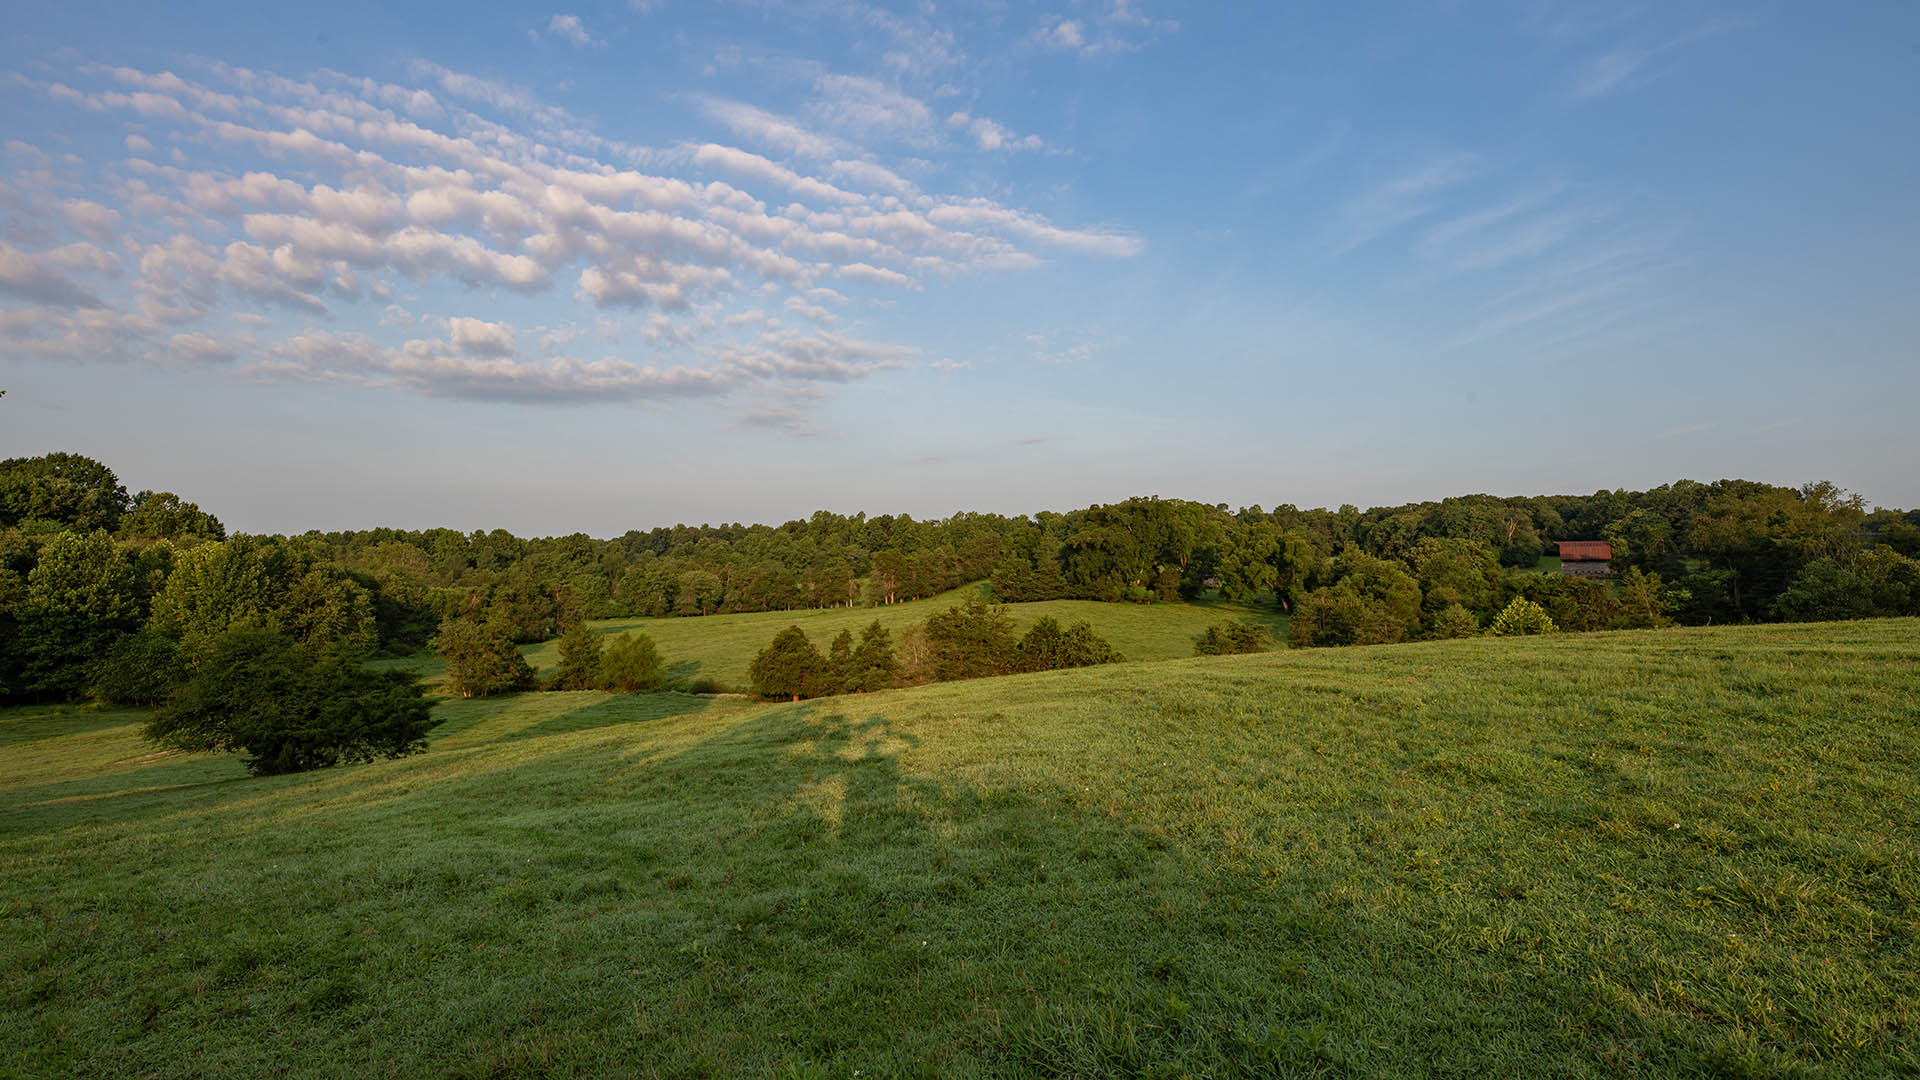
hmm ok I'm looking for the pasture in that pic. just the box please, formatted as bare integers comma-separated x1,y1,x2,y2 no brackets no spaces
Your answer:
513,585,1289,691
3,619,1917,1077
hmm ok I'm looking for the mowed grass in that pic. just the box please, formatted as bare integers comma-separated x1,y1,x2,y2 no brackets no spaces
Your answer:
3,619,1918,1078
513,584,1288,691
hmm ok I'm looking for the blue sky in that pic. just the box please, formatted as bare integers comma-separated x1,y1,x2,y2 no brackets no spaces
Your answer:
1,2,1915,534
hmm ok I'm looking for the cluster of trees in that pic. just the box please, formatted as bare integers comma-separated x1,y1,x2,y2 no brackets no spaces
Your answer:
0,453,435,774
6,452,1916,709
747,600,1124,701
1193,622,1271,655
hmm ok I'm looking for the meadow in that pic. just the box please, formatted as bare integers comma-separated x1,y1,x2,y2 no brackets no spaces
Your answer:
504,585,1290,691
3,619,1917,1077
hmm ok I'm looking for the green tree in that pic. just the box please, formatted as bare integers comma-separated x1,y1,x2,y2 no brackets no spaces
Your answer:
119,491,225,543
1611,567,1673,629
846,620,896,692
145,628,438,776
1288,552,1422,648
549,622,605,690
7,530,142,700
922,597,1017,681
1489,597,1558,636
597,631,664,691
0,452,131,532
435,613,536,697
1427,604,1481,639
749,626,824,701
89,629,186,706
1015,616,1123,671
277,566,376,657
1194,621,1271,655
825,628,856,693
147,537,277,665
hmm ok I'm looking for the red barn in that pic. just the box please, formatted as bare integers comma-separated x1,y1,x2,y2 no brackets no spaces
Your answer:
1558,541,1613,578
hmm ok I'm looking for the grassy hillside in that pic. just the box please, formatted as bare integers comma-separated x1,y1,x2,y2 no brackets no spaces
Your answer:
4,620,1917,1077
512,584,1288,691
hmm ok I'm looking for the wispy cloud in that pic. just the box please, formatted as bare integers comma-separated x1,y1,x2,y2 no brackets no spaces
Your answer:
1568,17,1746,101
1329,152,1484,254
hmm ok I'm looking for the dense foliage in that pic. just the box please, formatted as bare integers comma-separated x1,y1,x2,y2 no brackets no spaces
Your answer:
3,451,1917,702
144,628,437,776
1192,622,1271,656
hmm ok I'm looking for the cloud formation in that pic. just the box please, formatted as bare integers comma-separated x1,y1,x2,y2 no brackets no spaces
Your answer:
2,55,1141,408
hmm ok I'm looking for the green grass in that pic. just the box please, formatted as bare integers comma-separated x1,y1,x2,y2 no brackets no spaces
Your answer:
4,619,1918,1077
508,584,1288,691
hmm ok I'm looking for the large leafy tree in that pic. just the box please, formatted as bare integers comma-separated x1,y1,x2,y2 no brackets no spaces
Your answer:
119,491,225,543
6,530,143,700
146,628,438,776
0,453,131,532
147,537,277,665
434,613,536,697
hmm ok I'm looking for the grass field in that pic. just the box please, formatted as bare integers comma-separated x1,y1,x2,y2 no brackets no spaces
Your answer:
507,584,1289,692
4,619,1918,1077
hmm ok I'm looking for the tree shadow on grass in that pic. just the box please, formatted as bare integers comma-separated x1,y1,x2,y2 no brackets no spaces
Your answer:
0,706,150,749
7,689,1902,1079
494,691,712,745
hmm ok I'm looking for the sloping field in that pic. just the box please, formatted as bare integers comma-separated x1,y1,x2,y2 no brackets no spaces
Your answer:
517,584,1288,690
3,619,1917,1077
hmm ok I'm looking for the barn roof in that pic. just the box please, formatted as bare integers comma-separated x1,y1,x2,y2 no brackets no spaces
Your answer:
1559,541,1612,561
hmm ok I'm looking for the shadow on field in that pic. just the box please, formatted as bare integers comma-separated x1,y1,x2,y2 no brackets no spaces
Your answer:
0,756,251,833
0,707,149,749
495,692,713,745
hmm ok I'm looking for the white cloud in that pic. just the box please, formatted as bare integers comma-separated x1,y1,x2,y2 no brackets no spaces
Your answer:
546,14,597,48
8,56,1142,410
1038,3,1177,56
809,74,934,144
697,98,841,159
449,316,518,355
946,111,1044,152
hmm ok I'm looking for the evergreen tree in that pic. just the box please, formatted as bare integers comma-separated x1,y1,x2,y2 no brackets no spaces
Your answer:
749,625,824,701
922,597,1017,681
825,628,855,694
549,622,604,690
846,620,896,692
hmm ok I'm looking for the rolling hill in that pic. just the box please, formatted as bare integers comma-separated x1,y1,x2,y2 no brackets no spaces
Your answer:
4,619,1917,1077
509,584,1291,691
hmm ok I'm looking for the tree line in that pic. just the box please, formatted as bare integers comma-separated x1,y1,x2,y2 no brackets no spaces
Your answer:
5,451,1917,710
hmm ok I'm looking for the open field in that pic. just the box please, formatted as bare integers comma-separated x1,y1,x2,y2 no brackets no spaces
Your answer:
4,619,1918,1076
511,585,1289,691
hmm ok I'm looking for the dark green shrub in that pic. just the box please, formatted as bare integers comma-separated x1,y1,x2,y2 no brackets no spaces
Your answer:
750,626,824,701
145,628,438,776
